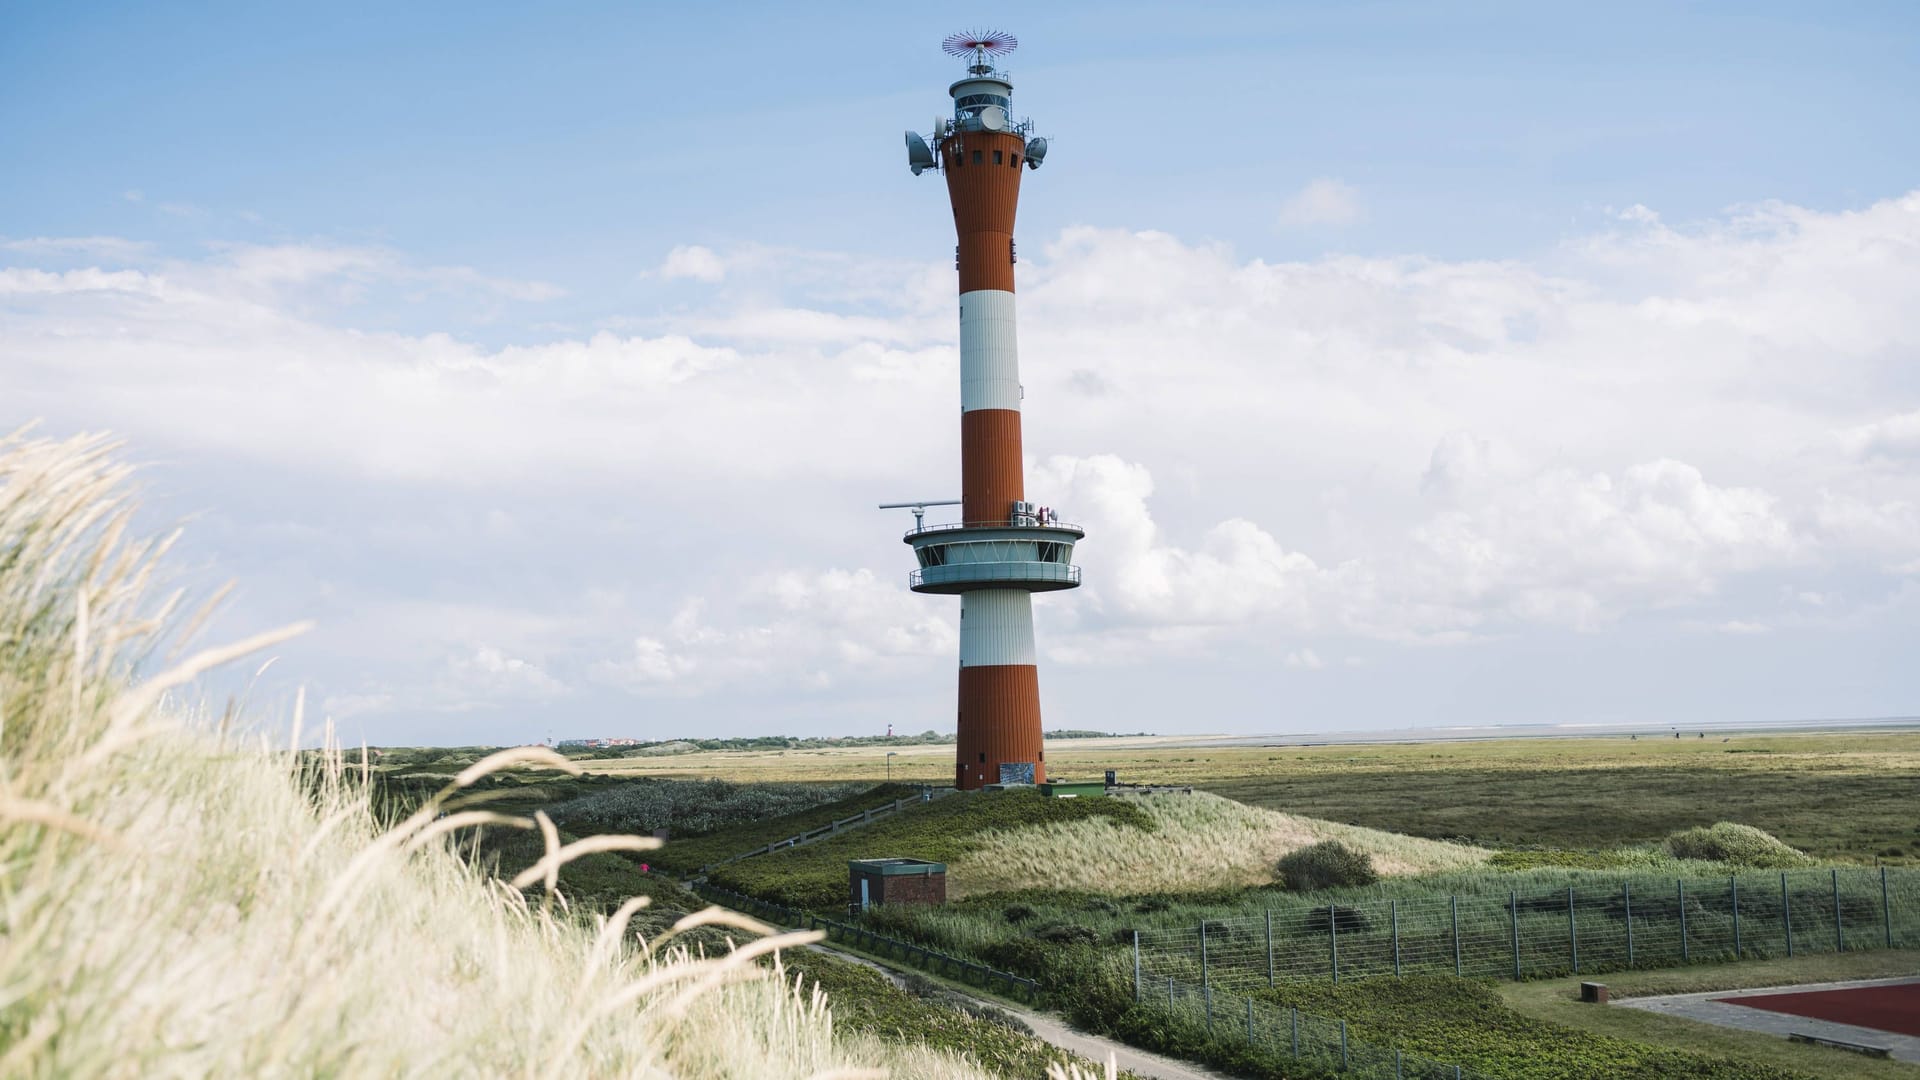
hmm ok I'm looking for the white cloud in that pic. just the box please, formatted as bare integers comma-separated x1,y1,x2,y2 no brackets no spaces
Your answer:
8,188,1920,737
1284,649,1325,670
1277,178,1364,228
659,244,726,282
450,645,567,699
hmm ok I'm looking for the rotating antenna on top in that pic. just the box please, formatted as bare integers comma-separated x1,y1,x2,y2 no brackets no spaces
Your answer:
942,29,1017,73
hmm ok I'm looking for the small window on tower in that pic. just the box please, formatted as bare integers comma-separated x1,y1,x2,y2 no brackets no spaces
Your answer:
972,150,983,165
1011,154,1020,167
994,150,1003,164
978,752,986,763
1037,750,1044,761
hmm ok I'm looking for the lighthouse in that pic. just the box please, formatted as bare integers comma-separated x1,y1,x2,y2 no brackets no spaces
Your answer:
887,31,1083,791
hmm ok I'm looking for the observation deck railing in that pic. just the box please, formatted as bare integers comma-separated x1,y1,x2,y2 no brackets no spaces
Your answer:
909,562,1080,590
903,518,1082,541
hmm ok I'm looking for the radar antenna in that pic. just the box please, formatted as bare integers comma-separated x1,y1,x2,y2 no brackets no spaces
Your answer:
942,29,1017,73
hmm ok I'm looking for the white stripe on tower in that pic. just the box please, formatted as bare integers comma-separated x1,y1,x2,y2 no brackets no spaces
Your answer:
959,590,1037,667
959,290,1021,413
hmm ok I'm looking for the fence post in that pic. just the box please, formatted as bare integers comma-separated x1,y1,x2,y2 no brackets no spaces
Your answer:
1509,890,1521,980
1884,866,1894,949
1291,1006,1299,1058
1567,886,1579,973
1782,871,1794,957
1200,921,1210,994
1132,931,1141,1003
1246,997,1254,1042
1340,1020,1349,1069
1330,905,1340,984
1167,975,1174,1013
1832,868,1843,952
1624,882,1634,967
1678,880,1689,964
1392,899,1402,977
1731,877,1741,959
1452,895,1462,976
1204,983,1213,1033
1396,1048,1404,1080
1266,908,1275,986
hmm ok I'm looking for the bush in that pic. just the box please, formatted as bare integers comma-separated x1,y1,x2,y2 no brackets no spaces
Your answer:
1663,822,1813,868
1033,924,1096,946
1002,903,1037,924
1276,839,1379,891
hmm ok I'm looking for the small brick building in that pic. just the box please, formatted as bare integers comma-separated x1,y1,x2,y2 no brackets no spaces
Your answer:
849,858,947,910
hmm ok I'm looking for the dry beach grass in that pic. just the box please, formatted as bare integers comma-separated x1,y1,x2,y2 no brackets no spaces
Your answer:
0,430,1115,1078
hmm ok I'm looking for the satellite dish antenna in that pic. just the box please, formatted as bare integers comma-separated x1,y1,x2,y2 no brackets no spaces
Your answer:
978,106,1007,132
1023,136,1048,169
905,131,936,175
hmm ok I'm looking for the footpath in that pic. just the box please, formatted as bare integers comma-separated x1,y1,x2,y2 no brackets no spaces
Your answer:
809,938,1228,1080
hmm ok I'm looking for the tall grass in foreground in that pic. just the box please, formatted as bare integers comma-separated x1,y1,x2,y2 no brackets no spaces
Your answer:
950,791,1489,897
0,430,1111,1079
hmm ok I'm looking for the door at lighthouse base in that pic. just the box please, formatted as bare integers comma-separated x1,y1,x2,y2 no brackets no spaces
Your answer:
998,762,1035,786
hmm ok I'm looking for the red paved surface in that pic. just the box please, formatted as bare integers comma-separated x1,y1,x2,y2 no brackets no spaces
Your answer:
1714,982,1920,1037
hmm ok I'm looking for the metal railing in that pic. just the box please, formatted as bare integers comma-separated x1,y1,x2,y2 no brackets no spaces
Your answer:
1136,866,1919,991
908,562,1080,590
904,518,1083,539
694,789,957,875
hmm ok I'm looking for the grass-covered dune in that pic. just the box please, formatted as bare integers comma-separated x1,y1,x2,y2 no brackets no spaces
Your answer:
0,431,1103,1078
709,788,1154,911
951,790,1488,897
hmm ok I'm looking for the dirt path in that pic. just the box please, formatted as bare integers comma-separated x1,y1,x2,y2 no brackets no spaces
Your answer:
807,940,1230,1080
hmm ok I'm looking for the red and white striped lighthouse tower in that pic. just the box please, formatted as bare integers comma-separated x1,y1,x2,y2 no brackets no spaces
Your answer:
888,31,1082,790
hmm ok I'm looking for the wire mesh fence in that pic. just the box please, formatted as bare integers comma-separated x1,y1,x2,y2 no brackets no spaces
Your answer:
1148,973,1488,1079
1136,866,1919,991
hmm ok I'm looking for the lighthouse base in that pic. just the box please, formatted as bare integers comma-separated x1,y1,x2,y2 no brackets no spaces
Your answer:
955,663,1045,790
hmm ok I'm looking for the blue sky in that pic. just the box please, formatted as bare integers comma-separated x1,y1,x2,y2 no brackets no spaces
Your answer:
4,2,1919,745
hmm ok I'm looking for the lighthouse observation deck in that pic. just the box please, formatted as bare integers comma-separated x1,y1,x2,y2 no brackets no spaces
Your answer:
903,505,1082,594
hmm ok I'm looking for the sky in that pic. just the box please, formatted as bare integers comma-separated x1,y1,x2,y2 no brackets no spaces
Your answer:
3,1,1919,746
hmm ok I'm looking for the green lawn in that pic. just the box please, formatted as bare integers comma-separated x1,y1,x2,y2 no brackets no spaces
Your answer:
1500,951,1920,1080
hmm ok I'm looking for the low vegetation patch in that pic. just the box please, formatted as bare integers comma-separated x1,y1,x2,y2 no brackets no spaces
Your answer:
709,788,1152,911
1664,822,1814,868
1244,975,1800,1080
646,783,918,874
546,776,879,837
948,790,1485,897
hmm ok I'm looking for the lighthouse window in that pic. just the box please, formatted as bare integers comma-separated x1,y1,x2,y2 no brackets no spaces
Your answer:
993,150,1003,165
1011,154,1020,167
978,752,986,763
972,150,983,164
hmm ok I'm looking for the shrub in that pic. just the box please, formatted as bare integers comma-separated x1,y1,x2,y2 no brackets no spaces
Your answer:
1277,839,1379,891
1663,822,1813,868
1033,923,1097,946
1002,903,1037,924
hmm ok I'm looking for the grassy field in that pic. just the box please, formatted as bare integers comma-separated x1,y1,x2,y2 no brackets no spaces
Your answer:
1500,951,1920,1080
582,732,1920,862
